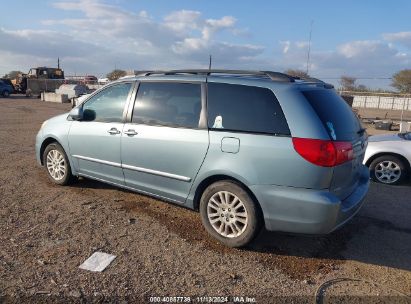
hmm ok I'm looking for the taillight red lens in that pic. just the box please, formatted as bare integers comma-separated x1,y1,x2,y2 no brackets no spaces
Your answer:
292,138,353,167
334,141,354,165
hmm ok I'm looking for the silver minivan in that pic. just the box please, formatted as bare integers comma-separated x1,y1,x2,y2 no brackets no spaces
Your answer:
35,70,369,247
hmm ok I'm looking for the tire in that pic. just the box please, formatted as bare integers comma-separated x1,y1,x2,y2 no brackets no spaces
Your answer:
2,90,10,97
199,180,262,247
369,155,408,185
42,143,76,185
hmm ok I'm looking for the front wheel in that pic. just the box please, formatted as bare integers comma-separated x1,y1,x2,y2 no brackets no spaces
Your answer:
43,143,76,185
369,155,408,185
199,181,262,247
2,90,10,97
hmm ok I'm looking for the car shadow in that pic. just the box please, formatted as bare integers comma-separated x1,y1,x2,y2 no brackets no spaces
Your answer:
250,214,411,271
249,181,411,272
69,177,411,273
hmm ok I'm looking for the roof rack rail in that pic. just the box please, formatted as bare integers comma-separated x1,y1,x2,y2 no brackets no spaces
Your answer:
292,76,334,89
136,69,295,83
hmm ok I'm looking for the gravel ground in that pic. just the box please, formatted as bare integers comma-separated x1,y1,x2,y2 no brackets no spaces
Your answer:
0,97,410,303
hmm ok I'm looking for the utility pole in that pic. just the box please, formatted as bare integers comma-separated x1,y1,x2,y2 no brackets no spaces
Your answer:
306,20,313,75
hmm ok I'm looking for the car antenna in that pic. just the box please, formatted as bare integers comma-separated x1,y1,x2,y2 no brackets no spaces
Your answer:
208,54,212,70
306,20,314,75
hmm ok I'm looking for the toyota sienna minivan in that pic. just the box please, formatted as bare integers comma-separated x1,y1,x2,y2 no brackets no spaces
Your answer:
36,70,369,247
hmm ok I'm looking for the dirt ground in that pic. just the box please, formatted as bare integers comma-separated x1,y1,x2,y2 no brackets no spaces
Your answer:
0,96,410,303
356,107,411,122
356,107,411,136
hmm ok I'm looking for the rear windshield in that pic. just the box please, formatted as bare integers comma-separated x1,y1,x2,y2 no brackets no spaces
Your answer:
302,90,362,141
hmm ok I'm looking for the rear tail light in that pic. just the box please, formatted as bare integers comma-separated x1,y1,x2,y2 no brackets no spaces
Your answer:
292,137,353,167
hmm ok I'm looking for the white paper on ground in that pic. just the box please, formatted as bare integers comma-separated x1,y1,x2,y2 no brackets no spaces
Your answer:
79,252,116,272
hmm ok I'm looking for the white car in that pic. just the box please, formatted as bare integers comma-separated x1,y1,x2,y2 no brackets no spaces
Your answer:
364,132,411,184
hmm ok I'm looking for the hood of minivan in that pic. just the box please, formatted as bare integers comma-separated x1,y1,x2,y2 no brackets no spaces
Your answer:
368,133,402,142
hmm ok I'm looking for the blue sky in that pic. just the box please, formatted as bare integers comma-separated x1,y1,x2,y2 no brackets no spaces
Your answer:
1,0,411,89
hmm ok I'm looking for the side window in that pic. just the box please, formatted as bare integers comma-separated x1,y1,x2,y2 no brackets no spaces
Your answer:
83,82,132,122
207,83,290,135
132,82,202,128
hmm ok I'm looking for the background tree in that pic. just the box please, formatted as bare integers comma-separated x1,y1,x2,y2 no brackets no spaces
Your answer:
284,69,309,79
391,69,411,93
106,69,127,81
340,76,357,91
4,70,24,79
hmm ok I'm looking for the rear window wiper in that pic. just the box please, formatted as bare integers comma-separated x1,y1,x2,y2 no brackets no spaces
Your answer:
357,128,366,135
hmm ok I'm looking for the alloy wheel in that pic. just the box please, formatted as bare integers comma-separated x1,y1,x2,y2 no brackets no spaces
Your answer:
207,191,248,238
46,149,66,181
375,160,401,184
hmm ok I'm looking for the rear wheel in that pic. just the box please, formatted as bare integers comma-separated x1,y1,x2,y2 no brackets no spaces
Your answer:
199,180,262,247
43,143,76,185
370,155,408,185
2,90,10,97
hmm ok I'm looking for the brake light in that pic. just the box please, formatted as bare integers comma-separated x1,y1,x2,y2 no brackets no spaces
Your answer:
292,138,353,167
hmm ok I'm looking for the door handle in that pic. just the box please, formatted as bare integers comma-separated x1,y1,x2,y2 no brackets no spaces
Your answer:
123,129,138,136
107,128,121,135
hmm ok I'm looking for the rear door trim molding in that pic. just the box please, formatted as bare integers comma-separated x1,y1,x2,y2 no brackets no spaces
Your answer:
72,154,191,182
72,154,122,168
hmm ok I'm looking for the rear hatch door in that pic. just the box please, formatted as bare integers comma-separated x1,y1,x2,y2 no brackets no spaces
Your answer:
302,89,367,200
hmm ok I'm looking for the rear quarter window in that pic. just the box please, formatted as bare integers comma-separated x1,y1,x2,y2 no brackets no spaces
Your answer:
207,83,290,135
302,89,362,141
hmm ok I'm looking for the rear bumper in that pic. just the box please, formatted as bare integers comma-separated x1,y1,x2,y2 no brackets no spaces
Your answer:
250,165,370,234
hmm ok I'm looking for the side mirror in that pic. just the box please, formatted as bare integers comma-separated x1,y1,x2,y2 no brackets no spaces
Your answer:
69,107,83,121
